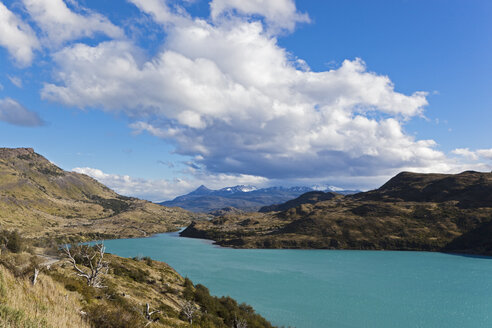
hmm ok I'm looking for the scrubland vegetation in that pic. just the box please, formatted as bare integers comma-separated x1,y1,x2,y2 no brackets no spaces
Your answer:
0,230,274,328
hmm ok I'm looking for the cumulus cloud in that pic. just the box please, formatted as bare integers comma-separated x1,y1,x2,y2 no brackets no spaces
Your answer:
73,166,268,201
22,0,123,46
0,97,44,126
453,148,492,162
0,2,40,67
452,148,478,161
39,0,476,184
477,149,492,160
210,0,310,32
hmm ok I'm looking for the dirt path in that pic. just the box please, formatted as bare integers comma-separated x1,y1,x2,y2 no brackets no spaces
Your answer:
36,254,61,267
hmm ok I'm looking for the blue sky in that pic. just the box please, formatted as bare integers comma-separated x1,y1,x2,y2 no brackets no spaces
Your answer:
0,0,491,201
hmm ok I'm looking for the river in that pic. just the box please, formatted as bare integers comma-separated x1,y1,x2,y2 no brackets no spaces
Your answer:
101,231,492,328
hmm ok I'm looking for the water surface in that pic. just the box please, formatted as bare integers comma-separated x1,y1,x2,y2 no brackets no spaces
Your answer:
102,232,492,328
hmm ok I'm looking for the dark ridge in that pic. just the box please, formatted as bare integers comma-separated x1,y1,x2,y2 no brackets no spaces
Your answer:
259,191,338,212
354,171,492,208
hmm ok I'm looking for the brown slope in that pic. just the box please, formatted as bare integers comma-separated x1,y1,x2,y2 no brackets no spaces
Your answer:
356,171,492,208
0,147,199,241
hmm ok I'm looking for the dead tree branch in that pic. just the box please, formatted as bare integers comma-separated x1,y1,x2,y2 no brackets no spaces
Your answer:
182,300,197,325
31,268,39,286
233,316,248,328
62,243,108,288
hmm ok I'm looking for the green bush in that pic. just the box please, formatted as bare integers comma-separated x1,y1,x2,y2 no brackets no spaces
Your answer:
190,282,274,328
0,230,23,253
111,262,149,283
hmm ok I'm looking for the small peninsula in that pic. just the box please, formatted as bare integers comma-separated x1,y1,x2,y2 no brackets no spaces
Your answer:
181,171,492,256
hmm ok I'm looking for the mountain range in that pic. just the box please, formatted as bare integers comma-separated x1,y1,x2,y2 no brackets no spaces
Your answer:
159,184,359,213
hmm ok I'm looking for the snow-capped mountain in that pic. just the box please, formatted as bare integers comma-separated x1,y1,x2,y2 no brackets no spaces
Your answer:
158,184,359,213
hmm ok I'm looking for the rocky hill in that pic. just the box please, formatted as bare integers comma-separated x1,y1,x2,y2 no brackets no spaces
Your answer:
181,171,492,255
0,147,200,241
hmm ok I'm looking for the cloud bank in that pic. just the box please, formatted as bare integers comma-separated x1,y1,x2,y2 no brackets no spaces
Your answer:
41,0,452,183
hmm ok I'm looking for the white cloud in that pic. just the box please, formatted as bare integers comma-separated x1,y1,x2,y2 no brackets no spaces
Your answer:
128,0,188,25
40,1,480,184
8,75,22,88
0,2,40,67
210,0,310,32
452,148,478,161
0,97,44,126
477,149,492,160
73,166,268,201
22,0,123,46
453,148,492,162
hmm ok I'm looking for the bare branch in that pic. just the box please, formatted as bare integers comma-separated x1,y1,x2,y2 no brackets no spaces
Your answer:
62,243,108,288
182,300,197,325
143,303,160,326
31,268,39,286
234,316,248,328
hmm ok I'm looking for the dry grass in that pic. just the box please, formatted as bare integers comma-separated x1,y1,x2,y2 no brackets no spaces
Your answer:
0,265,90,328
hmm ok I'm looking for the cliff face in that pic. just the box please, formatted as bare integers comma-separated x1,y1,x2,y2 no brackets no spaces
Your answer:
181,171,492,255
0,147,199,240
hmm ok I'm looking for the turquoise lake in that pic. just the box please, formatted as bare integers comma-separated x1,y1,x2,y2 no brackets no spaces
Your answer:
102,232,492,328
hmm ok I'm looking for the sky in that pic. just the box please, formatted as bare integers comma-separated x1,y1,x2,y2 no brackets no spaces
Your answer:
0,0,491,201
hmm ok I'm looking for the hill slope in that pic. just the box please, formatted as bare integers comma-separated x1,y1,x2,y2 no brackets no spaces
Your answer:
181,171,492,255
0,148,199,241
0,249,273,328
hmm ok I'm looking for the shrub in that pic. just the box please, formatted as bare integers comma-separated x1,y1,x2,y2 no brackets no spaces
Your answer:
5,230,23,253
182,277,194,300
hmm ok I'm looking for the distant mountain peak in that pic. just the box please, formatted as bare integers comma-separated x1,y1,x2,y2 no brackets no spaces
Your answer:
189,185,212,195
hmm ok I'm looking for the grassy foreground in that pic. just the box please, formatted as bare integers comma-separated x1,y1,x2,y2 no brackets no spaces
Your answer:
0,243,274,328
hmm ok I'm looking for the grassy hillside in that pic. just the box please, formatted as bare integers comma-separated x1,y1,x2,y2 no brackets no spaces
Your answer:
0,247,273,328
0,148,200,241
181,171,492,255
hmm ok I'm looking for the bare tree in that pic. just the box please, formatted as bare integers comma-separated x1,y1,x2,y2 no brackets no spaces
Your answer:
182,300,197,325
144,303,160,327
31,268,39,285
62,243,108,288
233,316,248,328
